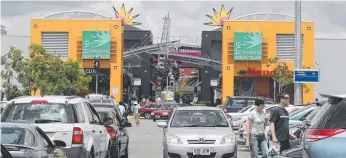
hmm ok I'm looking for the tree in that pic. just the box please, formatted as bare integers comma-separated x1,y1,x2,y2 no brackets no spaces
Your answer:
266,57,310,93
1,44,91,99
1,46,26,100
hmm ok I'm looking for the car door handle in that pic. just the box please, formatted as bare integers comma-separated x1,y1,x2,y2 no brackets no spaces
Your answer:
99,131,102,133
92,130,96,132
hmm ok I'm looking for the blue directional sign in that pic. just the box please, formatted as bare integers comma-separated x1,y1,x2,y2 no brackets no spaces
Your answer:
294,69,320,83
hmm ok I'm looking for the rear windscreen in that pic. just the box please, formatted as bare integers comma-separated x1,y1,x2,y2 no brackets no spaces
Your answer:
1,103,74,123
310,98,346,129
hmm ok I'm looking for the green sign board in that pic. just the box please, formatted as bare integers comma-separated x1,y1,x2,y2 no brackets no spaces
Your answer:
234,32,263,61
82,31,111,59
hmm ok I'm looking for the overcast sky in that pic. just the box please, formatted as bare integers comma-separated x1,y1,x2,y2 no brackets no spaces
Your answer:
1,1,346,38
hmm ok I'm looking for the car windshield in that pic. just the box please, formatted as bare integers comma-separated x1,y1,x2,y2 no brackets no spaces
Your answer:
238,105,253,113
170,110,229,127
2,103,74,123
1,128,35,146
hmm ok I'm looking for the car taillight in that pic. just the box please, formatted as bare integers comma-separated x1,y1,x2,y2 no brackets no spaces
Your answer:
306,129,345,142
223,109,227,113
106,126,116,140
72,127,83,144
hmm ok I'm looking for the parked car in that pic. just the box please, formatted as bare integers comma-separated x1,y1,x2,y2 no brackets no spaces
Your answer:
93,103,132,158
139,102,165,119
281,146,303,158
302,93,346,158
230,104,276,130
1,96,111,158
95,107,120,158
91,102,129,122
223,96,276,112
1,101,8,113
1,144,13,158
86,94,115,104
157,106,237,158
1,122,67,158
151,103,185,121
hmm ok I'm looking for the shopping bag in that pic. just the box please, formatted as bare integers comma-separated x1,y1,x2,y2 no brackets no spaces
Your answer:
268,141,281,158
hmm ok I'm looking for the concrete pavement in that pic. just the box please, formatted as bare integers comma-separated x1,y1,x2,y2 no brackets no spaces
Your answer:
126,118,252,158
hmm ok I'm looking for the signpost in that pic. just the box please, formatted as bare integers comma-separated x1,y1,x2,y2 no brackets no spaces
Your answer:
234,32,263,61
82,31,111,59
294,69,320,83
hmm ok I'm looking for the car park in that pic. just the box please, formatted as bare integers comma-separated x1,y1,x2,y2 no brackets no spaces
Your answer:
302,94,346,158
92,103,132,158
158,106,237,158
1,96,111,158
1,122,67,158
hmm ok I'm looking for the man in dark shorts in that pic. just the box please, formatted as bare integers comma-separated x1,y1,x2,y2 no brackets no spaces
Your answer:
269,93,295,153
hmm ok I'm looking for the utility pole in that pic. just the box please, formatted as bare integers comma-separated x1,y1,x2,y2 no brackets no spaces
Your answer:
294,0,303,105
160,13,171,91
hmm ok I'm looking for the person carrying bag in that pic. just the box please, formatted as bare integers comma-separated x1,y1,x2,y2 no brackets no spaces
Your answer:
246,98,269,158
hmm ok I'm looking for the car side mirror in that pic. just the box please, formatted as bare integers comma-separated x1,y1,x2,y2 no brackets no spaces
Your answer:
157,121,167,128
53,140,66,148
103,118,114,126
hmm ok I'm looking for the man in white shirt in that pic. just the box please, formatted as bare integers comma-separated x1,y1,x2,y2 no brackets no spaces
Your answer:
118,101,126,116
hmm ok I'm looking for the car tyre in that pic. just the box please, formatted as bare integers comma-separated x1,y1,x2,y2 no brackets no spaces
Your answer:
144,113,151,119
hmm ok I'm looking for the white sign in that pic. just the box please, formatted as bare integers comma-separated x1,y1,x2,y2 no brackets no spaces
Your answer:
112,87,118,95
133,78,141,86
210,79,218,87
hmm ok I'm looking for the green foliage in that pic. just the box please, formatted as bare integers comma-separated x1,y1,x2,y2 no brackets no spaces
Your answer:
266,57,310,93
1,44,91,100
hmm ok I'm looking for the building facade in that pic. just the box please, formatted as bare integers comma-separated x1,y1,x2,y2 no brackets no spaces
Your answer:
222,21,315,104
30,19,124,103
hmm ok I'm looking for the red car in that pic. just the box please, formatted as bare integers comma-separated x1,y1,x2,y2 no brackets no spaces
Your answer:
151,103,187,121
139,102,165,119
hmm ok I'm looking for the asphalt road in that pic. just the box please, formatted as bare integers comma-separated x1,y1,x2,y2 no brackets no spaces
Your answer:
126,119,252,158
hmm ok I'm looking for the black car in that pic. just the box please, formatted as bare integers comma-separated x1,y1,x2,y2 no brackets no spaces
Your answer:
1,123,67,158
92,103,131,158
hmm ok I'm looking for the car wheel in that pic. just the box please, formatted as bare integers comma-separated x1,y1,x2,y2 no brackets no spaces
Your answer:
144,113,151,119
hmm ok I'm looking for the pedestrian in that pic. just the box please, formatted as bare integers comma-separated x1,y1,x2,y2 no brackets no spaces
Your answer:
133,101,141,127
269,93,296,153
246,97,269,158
118,101,126,117
131,100,137,114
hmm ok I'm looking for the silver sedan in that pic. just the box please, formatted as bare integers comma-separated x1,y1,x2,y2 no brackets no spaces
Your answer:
157,106,237,158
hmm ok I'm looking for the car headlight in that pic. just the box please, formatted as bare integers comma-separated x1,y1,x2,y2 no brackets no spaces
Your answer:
162,112,169,116
221,133,236,144
167,134,183,144
151,112,154,115
233,117,242,121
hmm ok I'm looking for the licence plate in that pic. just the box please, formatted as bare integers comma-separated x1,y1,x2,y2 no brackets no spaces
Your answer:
155,115,160,119
193,148,210,155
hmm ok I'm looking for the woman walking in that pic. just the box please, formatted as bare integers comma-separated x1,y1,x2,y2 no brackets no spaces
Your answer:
246,98,269,158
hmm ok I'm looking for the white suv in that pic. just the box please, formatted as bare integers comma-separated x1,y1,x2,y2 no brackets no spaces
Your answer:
1,96,111,158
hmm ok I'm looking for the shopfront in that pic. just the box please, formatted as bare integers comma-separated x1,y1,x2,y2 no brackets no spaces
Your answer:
31,19,124,103
222,21,315,104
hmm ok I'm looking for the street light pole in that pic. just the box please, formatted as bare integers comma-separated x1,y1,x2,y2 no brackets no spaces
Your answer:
294,0,303,105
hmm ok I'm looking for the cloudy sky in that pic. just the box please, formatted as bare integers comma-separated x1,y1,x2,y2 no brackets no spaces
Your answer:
1,1,346,38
